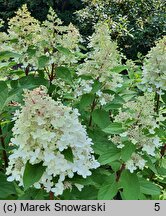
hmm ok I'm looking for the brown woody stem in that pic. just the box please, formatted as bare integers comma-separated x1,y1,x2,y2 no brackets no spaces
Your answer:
116,164,125,182
49,191,54,200
0,125,8,168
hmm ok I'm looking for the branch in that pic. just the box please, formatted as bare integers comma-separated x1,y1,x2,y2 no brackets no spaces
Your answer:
116,163,125,182
0,124,8,168
49,191,54,200
88,98,96,127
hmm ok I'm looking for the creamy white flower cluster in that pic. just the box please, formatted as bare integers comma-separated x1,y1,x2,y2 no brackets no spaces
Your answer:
52,78,73,99
142,36,166,95
125,153,146,173
39,8,81,66
77,23,122,84
74,79,94,97
96,90,114,106
6,87,99,196
74,79,115,106
76,23,123,105
0,5,81,75
109,93,163,173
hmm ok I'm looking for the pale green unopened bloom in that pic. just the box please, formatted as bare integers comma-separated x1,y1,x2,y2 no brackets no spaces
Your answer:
142,36,166,94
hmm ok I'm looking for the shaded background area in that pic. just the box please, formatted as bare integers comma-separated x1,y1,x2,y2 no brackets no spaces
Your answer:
0,0,83,25
0,0,165,60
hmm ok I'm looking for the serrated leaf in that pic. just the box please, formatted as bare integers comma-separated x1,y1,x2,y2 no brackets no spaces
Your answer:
104,103,122,111
56,46,71,55
120,170,140,200
142,155,158,174
27,46,36,57
8,76,48,103
92,109,110,129
79,94,95,110
0,81,8,111
121,141,136,161
103,123,125,134
98,148,121,165
111,65,128,73
56,66,72,83
91,80,102,93
98,175,118,200
0,51,20,61
38,55,49,69
161,91,166,103
23,161,46,190
139,178,161,196
0,172,16,198
89,129,116,155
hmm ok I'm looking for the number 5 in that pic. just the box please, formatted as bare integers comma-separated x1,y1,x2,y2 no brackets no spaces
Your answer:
154,203,160,211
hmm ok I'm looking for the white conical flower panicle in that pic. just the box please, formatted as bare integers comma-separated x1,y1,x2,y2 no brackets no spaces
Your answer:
6,86,100,196
109,93,163,173
142,36,166,94
77,23,122,86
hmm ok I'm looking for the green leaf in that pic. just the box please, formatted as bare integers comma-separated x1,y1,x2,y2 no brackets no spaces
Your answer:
142,155,158,174
139,178,161,196
113,94,125,104
38,55,49,69
89,129,116,155
62,147,74,163
18,188,45,200
27,46,36,57
56,66,72,83
103,123,125,134
98,147,121,165
19,76,48,89
0,51,20,61
111,65,128,73
23,161,46,190
121,141,136,162
161,158,166,169
0,81,8,111
156,167,166,176
91,80,102,93
56,46,71,55
138,193,148,200
73,185,98,200
110,161,122,172
0,62,15,69
120,170,140,200
79,94,95,110
98,175,118,200
34,189,45,200
161,91,166,103
104,103,122,110
0,173,16,198
92,109,110,129
8,76,48,103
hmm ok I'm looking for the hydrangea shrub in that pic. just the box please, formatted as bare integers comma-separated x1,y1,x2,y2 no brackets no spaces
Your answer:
0,5,165,200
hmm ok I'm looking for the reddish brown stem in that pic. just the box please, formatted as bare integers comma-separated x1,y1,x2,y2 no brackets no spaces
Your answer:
116,164,125,182
49,191,54,200
89,98,96,127
160,144,166,158
0,125,8,168
25,65,30,76
155,92,160,114
49,63,56,86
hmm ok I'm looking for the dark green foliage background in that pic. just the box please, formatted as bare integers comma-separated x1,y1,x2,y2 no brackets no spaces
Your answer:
0,0,165,59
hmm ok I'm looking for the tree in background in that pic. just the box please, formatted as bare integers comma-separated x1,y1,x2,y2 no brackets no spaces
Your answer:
0,0,165,60
0,0,83,30
76,0,166,59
